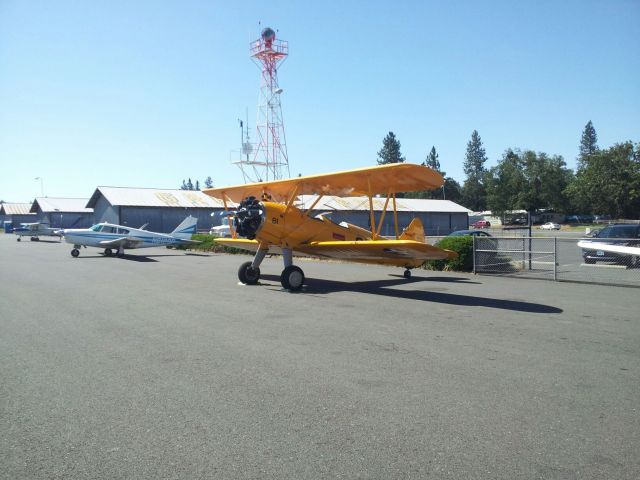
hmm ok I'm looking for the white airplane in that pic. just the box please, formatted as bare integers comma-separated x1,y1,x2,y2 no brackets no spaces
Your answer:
14,221,62,241
61,216,199,257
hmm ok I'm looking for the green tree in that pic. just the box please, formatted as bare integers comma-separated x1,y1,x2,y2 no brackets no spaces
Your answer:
376,132,405,165
579,120,598,166
204,176,214,188
565,142,640,218
485,149,573,218
424,146,440,171
461,130,488,211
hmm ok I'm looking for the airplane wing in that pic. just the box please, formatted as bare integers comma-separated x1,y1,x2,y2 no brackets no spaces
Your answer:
99,237,145,249
203,163,443,203
577,240,640,256
214,238,456,267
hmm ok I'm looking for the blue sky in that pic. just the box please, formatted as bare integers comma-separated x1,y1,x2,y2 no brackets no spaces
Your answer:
1,0,638,203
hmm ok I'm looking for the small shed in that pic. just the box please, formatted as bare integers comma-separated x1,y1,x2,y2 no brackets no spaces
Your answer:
30,198,94,229
0,203,37,229
86,187,226,233
298,195,470,236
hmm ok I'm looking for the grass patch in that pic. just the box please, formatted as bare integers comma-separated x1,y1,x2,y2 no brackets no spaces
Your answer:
171,234,247,254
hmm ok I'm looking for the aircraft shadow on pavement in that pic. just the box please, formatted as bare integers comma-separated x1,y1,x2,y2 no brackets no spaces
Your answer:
260,273,562,314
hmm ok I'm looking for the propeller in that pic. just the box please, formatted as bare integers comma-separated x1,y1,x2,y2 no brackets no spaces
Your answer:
233,196,265,240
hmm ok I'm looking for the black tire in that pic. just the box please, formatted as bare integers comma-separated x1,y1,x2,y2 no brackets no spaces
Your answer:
104,248,113,257
71,248,80,258
281,265,304,291
404,269,412,279
17,237,21,242
238,261,260,285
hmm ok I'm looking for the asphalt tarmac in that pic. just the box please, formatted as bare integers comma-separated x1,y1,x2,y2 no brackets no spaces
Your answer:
1,234,639,479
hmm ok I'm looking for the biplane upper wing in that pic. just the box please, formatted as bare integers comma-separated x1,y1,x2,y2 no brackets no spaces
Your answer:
214,238,457,267
203,163,444,203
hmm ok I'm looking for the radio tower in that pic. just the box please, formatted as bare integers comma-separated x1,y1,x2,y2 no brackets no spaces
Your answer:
235,27,290,183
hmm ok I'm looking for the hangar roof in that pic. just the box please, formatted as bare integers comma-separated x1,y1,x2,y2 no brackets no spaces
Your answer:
88,187,226,209
30,198,93,214
0,203,34,215
297,195,471,213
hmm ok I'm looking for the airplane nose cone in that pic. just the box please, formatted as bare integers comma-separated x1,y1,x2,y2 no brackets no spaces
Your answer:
234,196,265,240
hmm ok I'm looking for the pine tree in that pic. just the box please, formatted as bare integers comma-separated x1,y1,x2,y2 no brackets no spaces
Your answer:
186,178,194,190
462,130,488,211
204,176,214,188
195,180,200,191
424,146,440,172
180,179,188,190
578,120,598,167
376,132,405,164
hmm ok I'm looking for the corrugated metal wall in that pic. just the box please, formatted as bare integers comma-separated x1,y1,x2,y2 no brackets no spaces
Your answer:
314,211,468,236
120,207,221,233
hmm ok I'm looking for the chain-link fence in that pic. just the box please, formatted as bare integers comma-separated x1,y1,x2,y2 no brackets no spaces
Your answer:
474,236,640,287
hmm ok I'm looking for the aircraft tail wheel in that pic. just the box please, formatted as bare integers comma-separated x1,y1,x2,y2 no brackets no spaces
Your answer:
238,261,260,285
281,265,304,291
404,269,412,279
71,248,80,258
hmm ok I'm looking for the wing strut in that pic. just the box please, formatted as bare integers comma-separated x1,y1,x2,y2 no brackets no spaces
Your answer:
375,192,392,238
303,193,325,217
392,194,399,239
367,178,377,239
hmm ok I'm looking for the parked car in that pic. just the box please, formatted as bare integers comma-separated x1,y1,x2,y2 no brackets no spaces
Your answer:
539,222,561,230
581,224,640,266
449,229,493,238
210,217,232,237
470,219,491,229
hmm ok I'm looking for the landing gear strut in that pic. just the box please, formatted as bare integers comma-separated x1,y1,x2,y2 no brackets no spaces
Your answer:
279,248,304,291
237,248,267,285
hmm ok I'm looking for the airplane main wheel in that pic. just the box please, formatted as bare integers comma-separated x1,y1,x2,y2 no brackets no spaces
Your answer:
104,248,113,256
404,269,412,279
17,237,21,242
71,248,80,258
30,237,36,241
238,261,260,285
281,265,304,291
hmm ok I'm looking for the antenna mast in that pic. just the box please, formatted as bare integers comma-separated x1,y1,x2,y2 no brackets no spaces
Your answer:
233,27,290,182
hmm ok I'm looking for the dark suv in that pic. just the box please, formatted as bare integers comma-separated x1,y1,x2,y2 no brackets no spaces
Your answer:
581,224,640,266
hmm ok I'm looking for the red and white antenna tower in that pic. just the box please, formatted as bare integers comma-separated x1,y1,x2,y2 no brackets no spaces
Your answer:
234,27,290,183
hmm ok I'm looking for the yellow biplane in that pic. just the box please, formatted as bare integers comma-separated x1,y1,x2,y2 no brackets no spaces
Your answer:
203,163,457,291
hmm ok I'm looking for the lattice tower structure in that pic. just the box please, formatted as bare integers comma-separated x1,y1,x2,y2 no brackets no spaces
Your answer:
235,27,290,182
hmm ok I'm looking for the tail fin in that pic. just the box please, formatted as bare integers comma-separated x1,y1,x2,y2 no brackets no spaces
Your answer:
399,218,425,243
171,216,198,239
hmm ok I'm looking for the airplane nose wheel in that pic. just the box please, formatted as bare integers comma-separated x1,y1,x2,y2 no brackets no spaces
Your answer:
71,248,80,258
404,269,412,279
238,261,260,285
281,265,305,291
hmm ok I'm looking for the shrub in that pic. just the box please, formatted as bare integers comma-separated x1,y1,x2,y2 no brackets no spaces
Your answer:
423,235,474,272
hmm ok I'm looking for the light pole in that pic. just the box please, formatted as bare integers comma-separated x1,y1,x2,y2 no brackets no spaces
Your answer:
34,177,44,197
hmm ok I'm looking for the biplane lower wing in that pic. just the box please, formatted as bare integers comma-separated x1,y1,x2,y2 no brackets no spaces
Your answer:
215,238,456,267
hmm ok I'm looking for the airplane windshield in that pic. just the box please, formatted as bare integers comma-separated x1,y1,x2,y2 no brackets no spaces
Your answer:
90,225,103,232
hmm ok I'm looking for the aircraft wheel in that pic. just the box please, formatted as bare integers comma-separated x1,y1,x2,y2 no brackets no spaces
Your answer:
104,248,113,257
30,237,36,241
404,269,412,279
238,261,260,285
281,265,304,291
71,248,80,258
17,237,21,242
